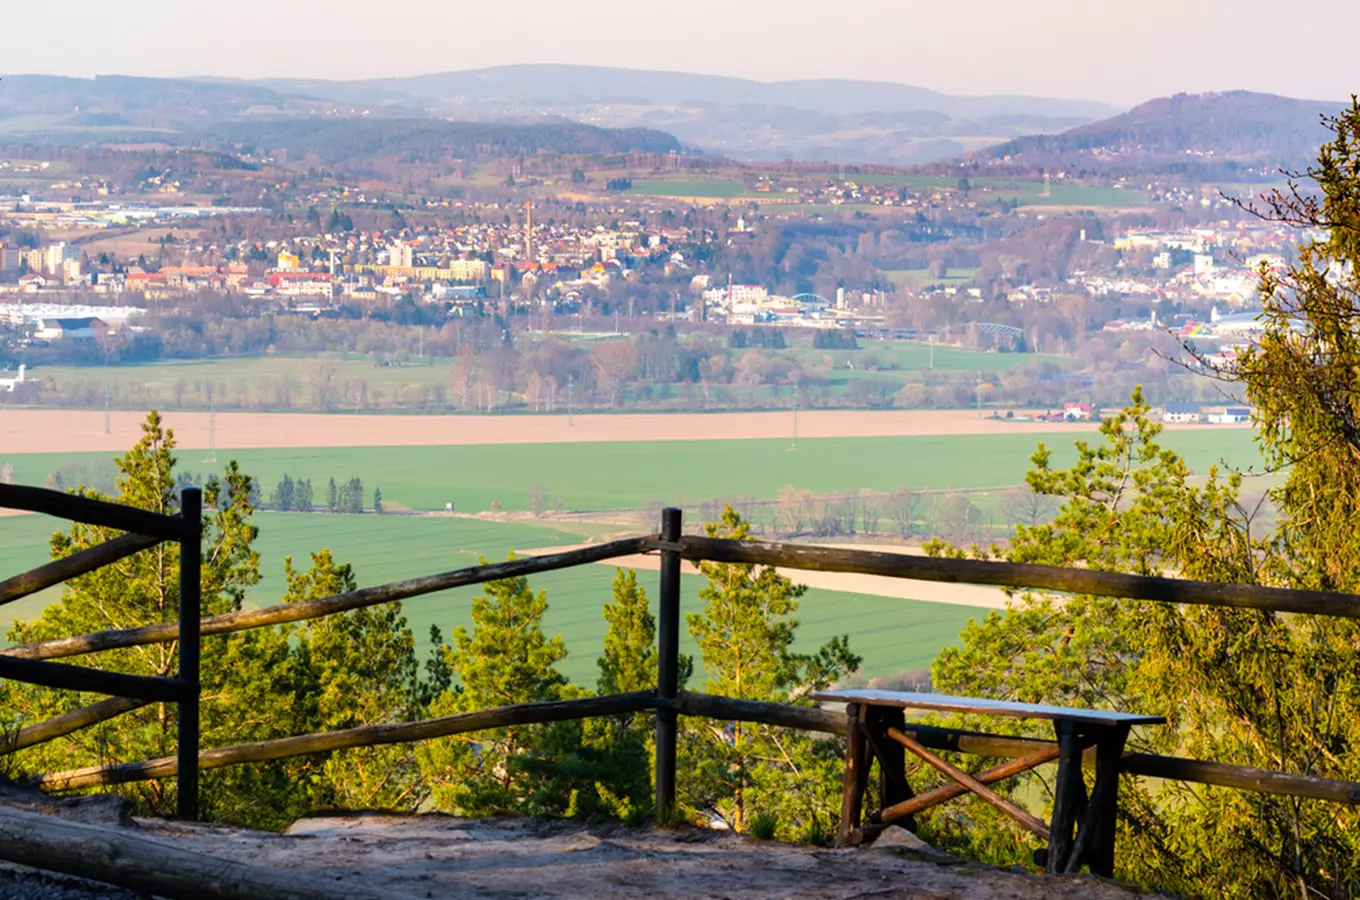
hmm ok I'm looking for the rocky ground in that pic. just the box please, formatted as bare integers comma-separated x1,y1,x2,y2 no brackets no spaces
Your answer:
0,787,1171,899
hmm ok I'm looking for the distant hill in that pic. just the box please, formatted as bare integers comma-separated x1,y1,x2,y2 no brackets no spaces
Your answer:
978,91,1341,171
198,118,682,163
257,64,1116,120
0,74,384,131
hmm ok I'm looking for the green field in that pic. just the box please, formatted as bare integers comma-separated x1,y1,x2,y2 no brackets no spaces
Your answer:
0,512,978,684
27,355,452,411
629,180,749,199
883,269,982,290
20,340,1050,412
1,429,1264,517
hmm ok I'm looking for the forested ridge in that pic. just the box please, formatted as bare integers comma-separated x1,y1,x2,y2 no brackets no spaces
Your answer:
982,90,1338,170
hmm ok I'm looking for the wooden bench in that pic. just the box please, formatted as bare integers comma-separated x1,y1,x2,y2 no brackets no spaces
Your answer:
810,689,1165,876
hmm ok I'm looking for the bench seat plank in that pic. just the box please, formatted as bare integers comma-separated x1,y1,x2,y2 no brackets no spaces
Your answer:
811,689,1164,728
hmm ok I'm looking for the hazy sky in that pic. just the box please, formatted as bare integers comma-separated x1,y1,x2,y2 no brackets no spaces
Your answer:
6,0,1357,106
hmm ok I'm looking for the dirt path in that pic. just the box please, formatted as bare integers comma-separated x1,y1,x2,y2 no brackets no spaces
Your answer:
0,408,1245,455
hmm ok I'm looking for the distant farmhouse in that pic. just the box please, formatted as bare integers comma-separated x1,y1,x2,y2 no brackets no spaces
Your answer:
1163,401,1203,424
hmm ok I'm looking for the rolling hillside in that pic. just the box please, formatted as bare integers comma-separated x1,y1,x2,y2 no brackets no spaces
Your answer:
978,91,1341,172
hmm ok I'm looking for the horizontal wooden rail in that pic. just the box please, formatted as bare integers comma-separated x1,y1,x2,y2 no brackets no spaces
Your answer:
6,697,150,754
0,484,186,542
0,533,163,609
30,691,663,791
0,656,190,704
2,537,651,662
666,536,1360,620
28,690,1360,808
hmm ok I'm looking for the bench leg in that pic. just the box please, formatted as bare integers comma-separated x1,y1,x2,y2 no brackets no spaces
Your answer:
1045,720,1085,874
838,703,871,847
1066,724,1129,877
867,707,914,826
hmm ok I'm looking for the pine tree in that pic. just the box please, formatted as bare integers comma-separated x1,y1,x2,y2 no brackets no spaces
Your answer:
416,558,567,815
271,473,294,511
682,507,859,840
294,477,313,513
327,476,338,513
1,412,289,821
287,550,425,811
597,568,658,696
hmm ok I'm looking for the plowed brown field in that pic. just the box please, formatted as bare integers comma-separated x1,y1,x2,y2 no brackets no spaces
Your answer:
0,408,1175,454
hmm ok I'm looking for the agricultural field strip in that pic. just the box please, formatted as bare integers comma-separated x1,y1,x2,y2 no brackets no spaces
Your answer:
0,407,1241,455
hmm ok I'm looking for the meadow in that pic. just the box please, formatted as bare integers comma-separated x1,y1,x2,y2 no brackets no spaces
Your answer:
0,512,979,684
628,180,750,199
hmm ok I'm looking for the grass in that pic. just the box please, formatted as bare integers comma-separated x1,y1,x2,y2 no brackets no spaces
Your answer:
21,341,1065,411
26,354,452,410
629,180,748,199
883,268,981,290
1,429,1265,516
850,341,1069,372
0,512,979,685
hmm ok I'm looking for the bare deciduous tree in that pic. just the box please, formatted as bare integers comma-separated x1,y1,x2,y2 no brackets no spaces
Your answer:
887,488,921,539
305,358,341,411
593,340,637,407
997,486,1057,531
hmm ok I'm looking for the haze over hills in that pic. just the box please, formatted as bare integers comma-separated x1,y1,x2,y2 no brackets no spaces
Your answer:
245,64,1118,165
0,70,1343,173
0,66,1117,165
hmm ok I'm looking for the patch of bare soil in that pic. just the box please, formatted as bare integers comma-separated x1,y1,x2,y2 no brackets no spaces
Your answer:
0,786,1172,900
0,408,1114,454
185,813,1166,899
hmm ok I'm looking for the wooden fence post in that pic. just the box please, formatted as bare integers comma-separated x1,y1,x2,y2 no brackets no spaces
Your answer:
177,487,201,822
654,507,682,818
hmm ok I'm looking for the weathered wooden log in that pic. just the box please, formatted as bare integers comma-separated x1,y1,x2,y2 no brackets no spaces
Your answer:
0,805,402,900
7,697,150,753
674,691,846,733
1118,752,1360,803
2,537,650,662
666,536,1360,620
0,655,190,703
888,727,1052,840
871,743,1062,825
0,532,163,609
0,484,185,542
31,691,662,791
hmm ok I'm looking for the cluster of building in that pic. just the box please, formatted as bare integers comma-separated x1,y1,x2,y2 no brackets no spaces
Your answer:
0,196,264,230
695,282,890,329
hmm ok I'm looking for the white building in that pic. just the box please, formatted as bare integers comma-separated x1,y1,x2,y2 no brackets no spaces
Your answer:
388,241,414,268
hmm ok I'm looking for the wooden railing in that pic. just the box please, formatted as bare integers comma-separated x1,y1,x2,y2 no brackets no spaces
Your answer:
3,498,1360,834
0,483,203,820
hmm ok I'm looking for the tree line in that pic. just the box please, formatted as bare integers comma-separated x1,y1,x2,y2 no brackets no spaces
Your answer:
266,475,376,514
